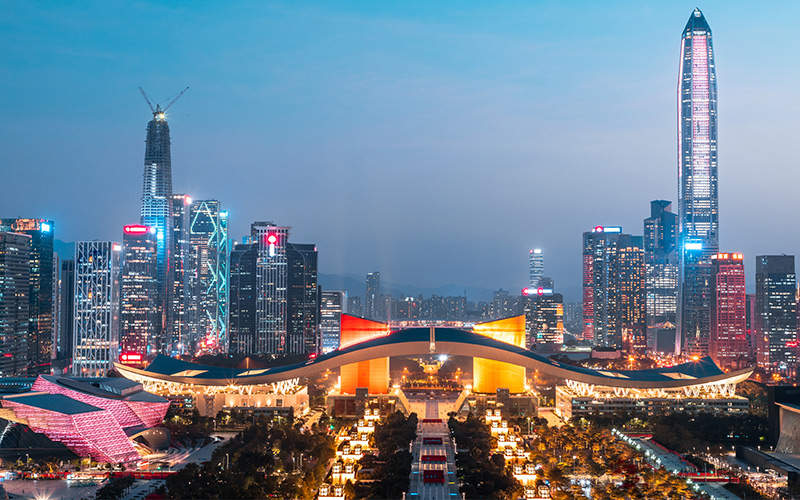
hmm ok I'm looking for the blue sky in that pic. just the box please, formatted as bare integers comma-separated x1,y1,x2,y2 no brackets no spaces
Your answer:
2,1,799,299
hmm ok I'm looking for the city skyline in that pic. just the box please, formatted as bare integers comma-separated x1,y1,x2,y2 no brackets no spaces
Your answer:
2,2,800,296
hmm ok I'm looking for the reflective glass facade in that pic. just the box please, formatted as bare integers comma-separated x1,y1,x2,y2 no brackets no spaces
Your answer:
678,8,719,356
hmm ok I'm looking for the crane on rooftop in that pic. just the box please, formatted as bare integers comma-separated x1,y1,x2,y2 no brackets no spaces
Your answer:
138,86,189,121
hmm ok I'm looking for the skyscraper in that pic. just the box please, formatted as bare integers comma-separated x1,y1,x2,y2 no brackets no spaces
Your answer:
644,201,679,353
58,259,75,361
582,226,645,351
709,253,747,369
365,272,380,320
252,222,289,354
248,222,318,356
287,243,319,355
0,232,31,377
72,241,120,378
678,8,719,357
522,288,563,350
228,241,257,355
140,110,173,350
119,225,158,358
0,218,55,375
755,255,797,375
169,194,194,355
529,249,544,288
190,200,229,353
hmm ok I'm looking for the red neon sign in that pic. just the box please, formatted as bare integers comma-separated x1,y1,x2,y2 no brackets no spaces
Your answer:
267,234,278,244
124,225,149,234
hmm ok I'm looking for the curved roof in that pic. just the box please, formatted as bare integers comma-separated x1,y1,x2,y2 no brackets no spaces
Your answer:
115,327,753,389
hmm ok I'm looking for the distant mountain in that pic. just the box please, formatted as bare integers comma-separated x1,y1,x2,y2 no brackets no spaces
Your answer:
318,273,498,302
54,239,75,260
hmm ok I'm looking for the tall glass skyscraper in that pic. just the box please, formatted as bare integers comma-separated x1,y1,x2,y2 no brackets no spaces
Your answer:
678,8,719,356
140,111,172,349
529,249,544,288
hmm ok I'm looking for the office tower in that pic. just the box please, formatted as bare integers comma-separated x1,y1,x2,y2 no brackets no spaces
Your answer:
169,194,194,354
709,253,747,369
287,243,319,354
522,288,563,349
582,226,645,351
228,242,257,355
529,249,544,288
139,106,175,353
0,219,55,375
0,232,31,376
252,222,290,354
678,8,719,357
644,200,679,353
58,259,75,360
72,241,120,377
347,296,363,318
746,293,756,356
755,256,797,374
119,225,158,358
617,242,646,354
321,291,347,353
190,200,229,352
365,272,380,320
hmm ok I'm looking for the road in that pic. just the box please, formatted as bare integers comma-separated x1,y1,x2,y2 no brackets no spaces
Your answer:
407,399,460,500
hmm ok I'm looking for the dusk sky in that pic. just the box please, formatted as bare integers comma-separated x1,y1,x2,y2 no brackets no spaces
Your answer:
2,1,799,300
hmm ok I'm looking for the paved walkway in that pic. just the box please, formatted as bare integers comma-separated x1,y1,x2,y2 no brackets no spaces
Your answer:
407,400,459,500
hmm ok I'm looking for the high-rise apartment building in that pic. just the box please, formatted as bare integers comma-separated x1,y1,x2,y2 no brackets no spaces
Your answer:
365,272,380,320
678,8,719,357
119,225,158,358
755,255,797,374
169,194,194,355
529,249,544,288
72,241,120,378
644,200,679,353
321,291,347,353
140,110,173,350
58,259,75,360
0,232,31,377
0,219,55,375
709,253,747,369
582,226,645,352
190,200,229,352
228,242,257,355
347,296,363,318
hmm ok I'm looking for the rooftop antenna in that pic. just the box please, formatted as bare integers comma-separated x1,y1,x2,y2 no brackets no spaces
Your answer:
138,86,189,121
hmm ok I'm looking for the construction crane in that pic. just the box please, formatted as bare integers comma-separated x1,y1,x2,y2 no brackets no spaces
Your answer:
138,86,189,121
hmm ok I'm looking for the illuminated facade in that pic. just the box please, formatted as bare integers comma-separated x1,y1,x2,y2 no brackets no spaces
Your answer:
473,316,526,394
252,222,289,354
678,8,719,357
339,314,391,394
709,253,748,369
644,200,678,353
755,255,797,373
528,249,544,288
190,200,228,353
169,194,195,355
582,226,645,351
248,223,318,355
140,110,173,347
522,288,563,348
0,375,169,463
72,241,120,377
119,225,158,358
0,232,31,377
321,291,347,353
0,218,55,375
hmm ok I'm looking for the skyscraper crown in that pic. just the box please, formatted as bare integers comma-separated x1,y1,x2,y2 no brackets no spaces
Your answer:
684,8,711,34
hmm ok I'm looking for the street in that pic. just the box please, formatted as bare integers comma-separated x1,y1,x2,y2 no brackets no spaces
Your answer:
407,399,460,500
